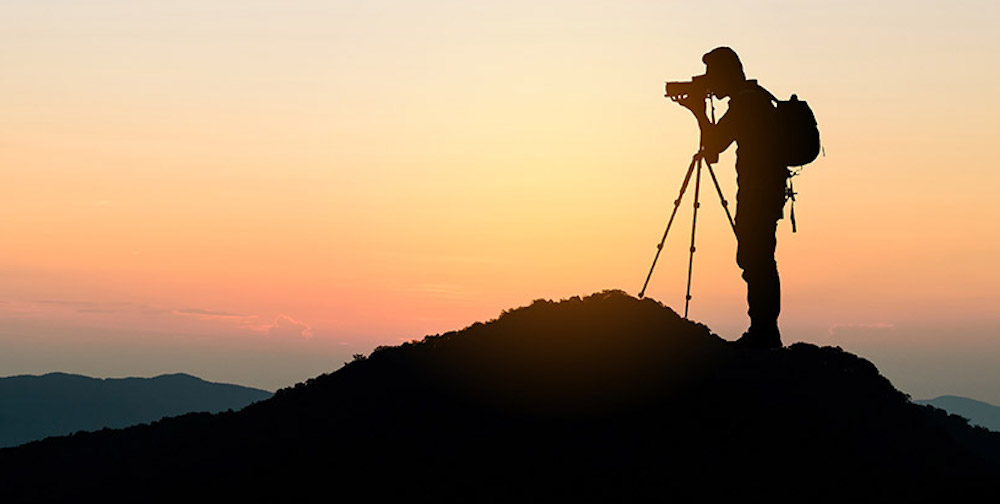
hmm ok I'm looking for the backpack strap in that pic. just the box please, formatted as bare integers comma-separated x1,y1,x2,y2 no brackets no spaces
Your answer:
787,179,797,233
746,79,778,105
785,169,801,233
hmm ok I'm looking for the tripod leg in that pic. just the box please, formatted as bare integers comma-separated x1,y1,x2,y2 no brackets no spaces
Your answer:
683,158,704,319
638,153,700,299
706,162,737,237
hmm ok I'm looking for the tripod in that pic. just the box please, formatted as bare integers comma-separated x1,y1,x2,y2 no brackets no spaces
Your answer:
638,149,737,318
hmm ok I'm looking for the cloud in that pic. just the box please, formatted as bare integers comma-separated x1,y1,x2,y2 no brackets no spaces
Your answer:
171,309,312,339
827,322,895,336
2,299,168,317
826,322,898,346
265,314,314,339
172,308,255,321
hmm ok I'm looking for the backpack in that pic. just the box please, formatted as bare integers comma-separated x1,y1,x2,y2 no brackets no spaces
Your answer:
754,83,821,167
775,94,821,167
752,84,822,232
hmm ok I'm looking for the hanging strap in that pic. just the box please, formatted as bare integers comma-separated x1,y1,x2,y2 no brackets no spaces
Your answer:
786,175,798,233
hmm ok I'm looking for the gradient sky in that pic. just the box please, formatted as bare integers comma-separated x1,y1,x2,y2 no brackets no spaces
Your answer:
3,1,1000,401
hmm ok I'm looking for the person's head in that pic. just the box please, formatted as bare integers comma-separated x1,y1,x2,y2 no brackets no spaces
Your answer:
702,47,745,98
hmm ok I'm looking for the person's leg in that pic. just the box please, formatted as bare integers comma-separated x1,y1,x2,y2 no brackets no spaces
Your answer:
735,210,781,347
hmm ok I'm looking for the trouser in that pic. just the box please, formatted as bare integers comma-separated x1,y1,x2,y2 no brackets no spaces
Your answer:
734,200,782,330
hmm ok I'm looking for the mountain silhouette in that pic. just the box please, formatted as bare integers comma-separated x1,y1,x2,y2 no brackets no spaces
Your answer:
0,372,272,448
0,291,997,502
916,395,1000,433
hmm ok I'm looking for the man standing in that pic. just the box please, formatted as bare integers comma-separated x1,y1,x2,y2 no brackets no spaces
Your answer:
674,47,787,349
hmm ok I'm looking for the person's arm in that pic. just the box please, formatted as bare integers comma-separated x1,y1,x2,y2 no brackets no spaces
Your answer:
675,96,736,163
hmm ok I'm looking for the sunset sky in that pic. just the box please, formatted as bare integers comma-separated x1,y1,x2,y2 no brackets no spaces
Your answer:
3,1,1000,402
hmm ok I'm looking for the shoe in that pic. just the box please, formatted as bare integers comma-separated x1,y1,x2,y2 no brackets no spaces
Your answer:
734,325,782,349
733,331,761,348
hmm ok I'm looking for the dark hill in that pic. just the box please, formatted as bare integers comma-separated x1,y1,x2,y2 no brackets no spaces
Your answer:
0,372,272,448
1,291,997,502
916,395,1000,432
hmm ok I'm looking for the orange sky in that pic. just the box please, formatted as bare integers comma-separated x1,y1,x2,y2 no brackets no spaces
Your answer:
2,1,1000,400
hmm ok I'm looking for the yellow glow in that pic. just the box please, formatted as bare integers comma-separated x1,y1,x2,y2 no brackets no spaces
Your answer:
2,1,1000,394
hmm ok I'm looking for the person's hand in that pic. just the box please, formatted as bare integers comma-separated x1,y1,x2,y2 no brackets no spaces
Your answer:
671,93,705,117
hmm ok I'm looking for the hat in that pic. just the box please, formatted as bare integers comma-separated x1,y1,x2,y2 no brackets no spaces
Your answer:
702,47,745,83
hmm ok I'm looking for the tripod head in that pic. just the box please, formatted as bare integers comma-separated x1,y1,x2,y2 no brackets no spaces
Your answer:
699,148,719,165
667,85,720,166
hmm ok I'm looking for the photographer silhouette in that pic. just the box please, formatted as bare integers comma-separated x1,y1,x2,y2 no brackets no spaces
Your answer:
674,47,786,349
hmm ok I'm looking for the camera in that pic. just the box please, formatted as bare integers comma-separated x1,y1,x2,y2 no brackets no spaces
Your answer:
665,74,711,99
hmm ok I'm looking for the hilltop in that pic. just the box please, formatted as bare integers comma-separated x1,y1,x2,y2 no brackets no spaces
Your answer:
1,291,997,502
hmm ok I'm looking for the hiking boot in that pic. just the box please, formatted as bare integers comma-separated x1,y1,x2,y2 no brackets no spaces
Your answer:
734,325,782,349
733,331,762,348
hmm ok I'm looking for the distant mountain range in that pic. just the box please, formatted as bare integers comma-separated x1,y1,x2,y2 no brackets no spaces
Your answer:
916,395,1000,432
0,372,272,448
1,291,997,501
